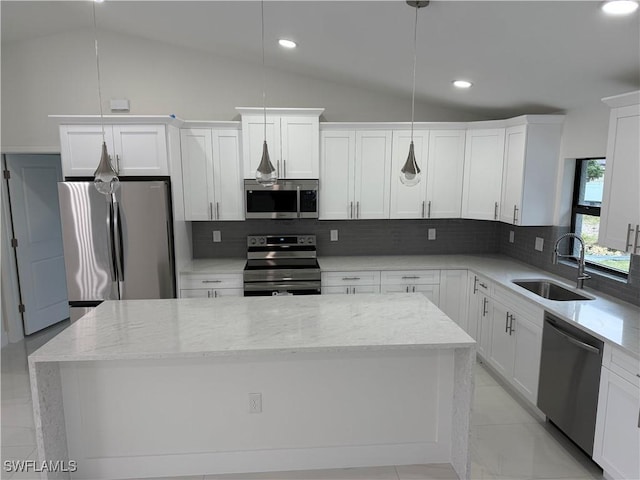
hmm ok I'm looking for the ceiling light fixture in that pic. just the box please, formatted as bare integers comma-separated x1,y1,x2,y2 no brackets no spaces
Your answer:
400,0,428,188
278,39,297,49
453,79,473,89
602,0,639,14
255,0,277,186
91,0,119,196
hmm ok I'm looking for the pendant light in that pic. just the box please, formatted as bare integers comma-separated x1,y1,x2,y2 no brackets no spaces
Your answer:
91,0,119,196
255,0,277,186
400,1,429,187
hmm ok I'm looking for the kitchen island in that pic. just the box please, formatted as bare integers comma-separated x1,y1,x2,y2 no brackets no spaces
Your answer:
29,294,475,480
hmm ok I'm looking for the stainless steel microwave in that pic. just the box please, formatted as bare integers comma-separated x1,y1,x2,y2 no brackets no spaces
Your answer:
244,179,319,219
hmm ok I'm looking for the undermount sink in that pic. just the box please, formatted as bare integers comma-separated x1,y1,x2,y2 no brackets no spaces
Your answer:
512,280,595,301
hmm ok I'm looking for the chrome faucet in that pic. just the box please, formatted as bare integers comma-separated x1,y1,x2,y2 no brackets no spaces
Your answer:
552,233,591,289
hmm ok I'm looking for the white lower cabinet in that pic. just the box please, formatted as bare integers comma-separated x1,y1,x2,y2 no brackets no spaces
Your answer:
466,272,492,354
593,345,640,480
439,270,468,330
179,273,243,299
321,271,381,295
380,270,441,306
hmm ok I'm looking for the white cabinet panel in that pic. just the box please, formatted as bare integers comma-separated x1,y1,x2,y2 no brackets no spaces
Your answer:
439,270,468,329
511,315,542,404
593,367,640,480
181,273,243,290
598,104,640,252
390,130,429,219
212,130,243,220
280,116,319,178
59,125,115,177
112,125,168,175
500,125,526,225
426,130,466,218
380,270,440,285
241,115,280,180
354,131,392,219
323,285,380,295
380,284,440,305
488,300,516,378
180,288,243,298
319,131,355,220
462,129,505,221
181,129,214,220
322,271,381,287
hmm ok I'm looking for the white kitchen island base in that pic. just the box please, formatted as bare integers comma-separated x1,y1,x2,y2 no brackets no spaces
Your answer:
29,295,475,480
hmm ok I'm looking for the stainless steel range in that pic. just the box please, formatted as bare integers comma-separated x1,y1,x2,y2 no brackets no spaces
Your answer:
243,235,321,296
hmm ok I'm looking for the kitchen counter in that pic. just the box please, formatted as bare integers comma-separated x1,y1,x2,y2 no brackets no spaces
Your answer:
29,294,475,479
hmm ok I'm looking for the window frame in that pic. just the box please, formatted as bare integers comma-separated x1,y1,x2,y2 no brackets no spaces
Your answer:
570,157,629,278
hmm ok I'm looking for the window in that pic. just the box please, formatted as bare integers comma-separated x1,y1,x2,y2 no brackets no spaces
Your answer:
571,158,630,275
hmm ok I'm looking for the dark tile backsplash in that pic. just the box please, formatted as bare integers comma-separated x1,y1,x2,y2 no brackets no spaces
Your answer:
192,219,639,306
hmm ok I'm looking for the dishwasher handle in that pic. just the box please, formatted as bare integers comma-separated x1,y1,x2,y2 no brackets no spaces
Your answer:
545,321,601,355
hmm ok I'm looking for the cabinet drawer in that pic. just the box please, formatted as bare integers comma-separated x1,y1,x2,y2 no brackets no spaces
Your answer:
493,284,543,327
181,273,243,290
180,288,243,298
604,344,640,387
381,270,440,285
321,271,381,286
470,272,492,295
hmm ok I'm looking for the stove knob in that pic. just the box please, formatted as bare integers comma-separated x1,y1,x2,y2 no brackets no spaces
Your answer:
299,237,305,244
259,238,266,245
307,236,314,244
250,238,257,245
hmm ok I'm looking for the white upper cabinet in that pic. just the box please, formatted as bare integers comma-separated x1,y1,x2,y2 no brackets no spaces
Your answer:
462,128,505,221
354,130,393,219
499,117,564,226
180,127,243,221
319,130,355,220
238,108,323,180
598,92,640,253
59,124,168,177
390,130,429,219
426,130,466,218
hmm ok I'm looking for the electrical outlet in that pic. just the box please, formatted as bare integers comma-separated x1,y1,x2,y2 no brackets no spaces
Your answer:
509,230,515,243
330,229,338,241
428,228,436,240
535,237,544,252
213,231,221,243
248,393,262,413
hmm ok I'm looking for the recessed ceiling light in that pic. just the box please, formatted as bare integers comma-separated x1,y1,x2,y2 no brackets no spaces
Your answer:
602,0,639,14
453,80,473,89
278,39,297,49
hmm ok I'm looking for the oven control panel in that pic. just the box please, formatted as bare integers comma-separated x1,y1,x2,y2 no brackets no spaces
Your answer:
247,235,316,247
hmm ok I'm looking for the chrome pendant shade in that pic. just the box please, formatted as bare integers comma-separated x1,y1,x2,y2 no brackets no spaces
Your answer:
400,0,428,187
94,141,120,195
400,141,421,187
255,140,277,186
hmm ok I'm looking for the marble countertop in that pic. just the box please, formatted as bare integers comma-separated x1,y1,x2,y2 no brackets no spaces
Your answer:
29,294,475,363
182,255,639,357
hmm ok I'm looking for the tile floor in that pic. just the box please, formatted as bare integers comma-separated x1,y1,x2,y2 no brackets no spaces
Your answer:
2,323,603,480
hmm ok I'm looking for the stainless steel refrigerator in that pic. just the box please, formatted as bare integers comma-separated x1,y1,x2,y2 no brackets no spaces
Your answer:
58,180,175,321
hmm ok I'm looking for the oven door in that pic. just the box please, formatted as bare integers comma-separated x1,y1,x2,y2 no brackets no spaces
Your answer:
243,281,321,296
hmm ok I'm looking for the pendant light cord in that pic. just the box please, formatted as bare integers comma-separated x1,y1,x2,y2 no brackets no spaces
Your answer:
262,0,267,142
92,1,105,143
410,4,418,142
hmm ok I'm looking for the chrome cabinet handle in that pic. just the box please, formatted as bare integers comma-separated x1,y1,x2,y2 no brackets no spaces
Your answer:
482,297,488,317
296,186,301,219
479,282,487,289
626,224,634,252
214,290,218,298
115,154,121,175
412,286,416,293
351,287,356,294
356,201,360,219
634,224,640,253
113,201,125,283
207,290,211,298
216,202,220,220
494,202,498,220
473,276,478,294
209,202,213,220
427,200,431,219
509,315,515,335
350,201,353,219
402,276,420,280
106,200,117,282
505,313,510,333
202,280,222,284
283,160,287,178
342,277,360,281
406,286,410,293
422,201,426,218
513,205,519,225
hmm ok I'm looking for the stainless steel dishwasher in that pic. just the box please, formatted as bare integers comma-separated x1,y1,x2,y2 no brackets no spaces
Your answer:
538,312,604,456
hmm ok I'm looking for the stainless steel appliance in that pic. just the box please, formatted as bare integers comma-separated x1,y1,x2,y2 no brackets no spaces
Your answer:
244,179,319,219
538,312,604,456
58,180,175,320
243,234,321,296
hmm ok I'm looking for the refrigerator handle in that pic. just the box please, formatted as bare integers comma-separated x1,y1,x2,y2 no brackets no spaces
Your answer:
106,199,117,282
113,199,125,283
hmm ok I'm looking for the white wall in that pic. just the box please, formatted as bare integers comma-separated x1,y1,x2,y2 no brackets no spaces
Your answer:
1,29,481,151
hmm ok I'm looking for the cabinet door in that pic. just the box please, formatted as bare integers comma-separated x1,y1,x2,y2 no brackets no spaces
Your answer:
353,285,381,294
212,129,244,220
320,130,356,220
112,125,168,175
414,284,441,306
241,115,281,179
500,125,526,225
599,106,640,252
389,130,428,219
462,129,505,220
354,131,392,219
477,294,493,358
323,285,380,294
488,301,516,378
512,314,542,404
180,289,211,298
426,130,466,218
593,368,640,480
439,270,468,329
59,124,115,177
181,129,214,220
280,116,320,178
